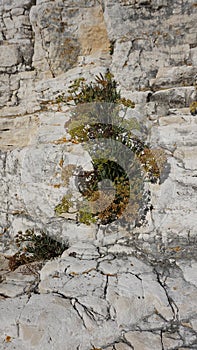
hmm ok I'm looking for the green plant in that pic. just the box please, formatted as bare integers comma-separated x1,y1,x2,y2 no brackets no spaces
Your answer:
56,70,135,108
190,101,197,115
8,230,68,271
54,71,167,226
78,206,97,225
76,160,132,225
55,194,73,215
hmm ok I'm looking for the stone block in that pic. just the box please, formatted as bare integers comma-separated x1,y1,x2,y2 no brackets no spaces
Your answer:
150,66,197,90
0,44,21,68
0,115,39,149
3,16,14,30
11,8,25,16
2,0,35,11
125,331,162,350
0,74,10,107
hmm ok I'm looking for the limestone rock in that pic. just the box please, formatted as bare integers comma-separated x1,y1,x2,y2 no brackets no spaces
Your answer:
0,44,22,69
176,260,197,288
0,115,39,150
0,74,10,107
125,331,162,350
0,0,197,349
150,66,197,90
150,87,197,109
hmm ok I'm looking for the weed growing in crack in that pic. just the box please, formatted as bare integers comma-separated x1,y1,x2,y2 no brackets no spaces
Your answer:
56,70,135,107
8,229,69,271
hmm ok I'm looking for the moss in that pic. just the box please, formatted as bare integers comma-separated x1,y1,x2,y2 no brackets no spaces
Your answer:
190,101,197,115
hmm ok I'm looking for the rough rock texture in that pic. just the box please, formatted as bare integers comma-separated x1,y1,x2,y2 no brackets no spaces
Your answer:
0,0,197,349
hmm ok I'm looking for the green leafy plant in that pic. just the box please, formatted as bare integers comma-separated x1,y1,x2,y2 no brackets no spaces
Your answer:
56,70,135,108
54,70,167,226
8,230,69,271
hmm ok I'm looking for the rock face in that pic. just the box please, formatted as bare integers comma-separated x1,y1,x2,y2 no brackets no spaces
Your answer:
0,0,197,349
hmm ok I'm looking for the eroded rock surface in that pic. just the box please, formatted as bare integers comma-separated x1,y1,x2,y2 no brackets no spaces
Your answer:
0,0,197,349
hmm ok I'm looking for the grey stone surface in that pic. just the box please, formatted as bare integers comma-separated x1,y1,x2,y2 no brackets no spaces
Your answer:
0,248,197,349
0,44,21,68
0,0,197,349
